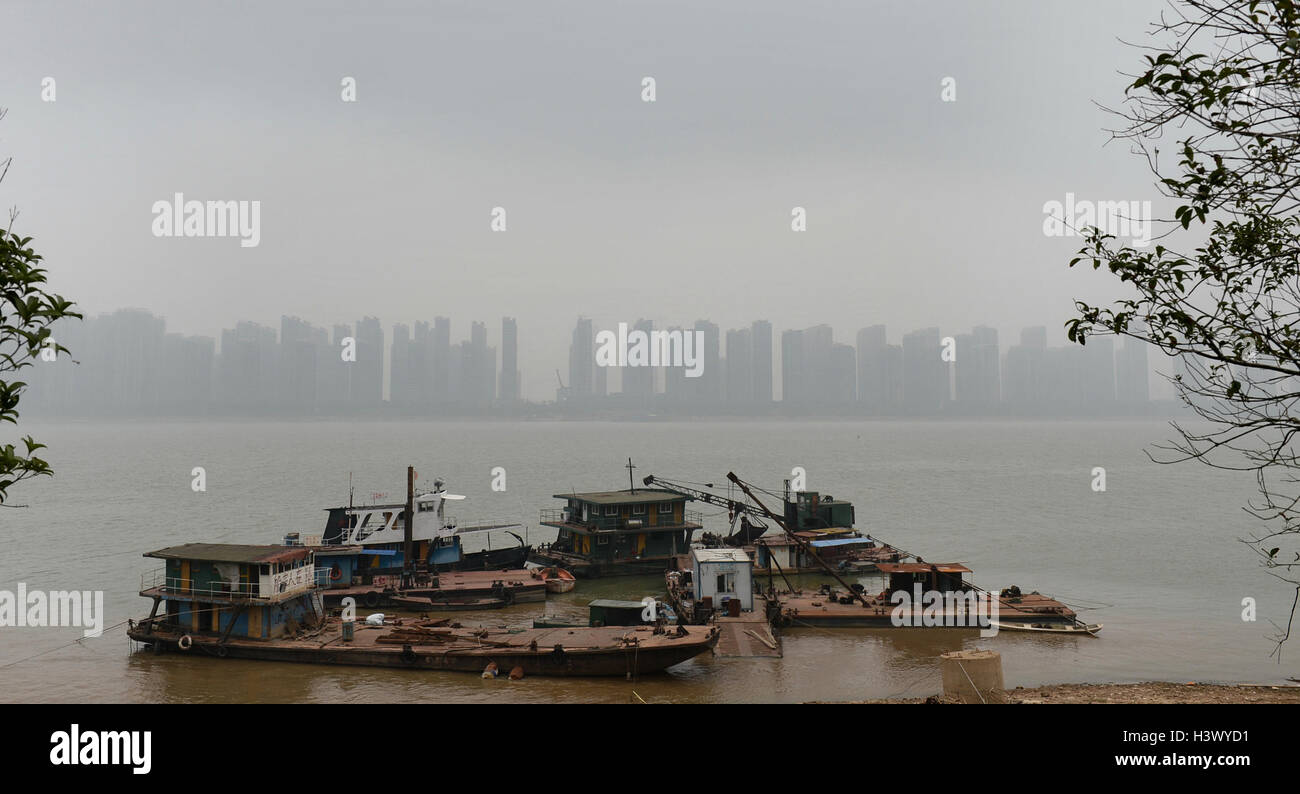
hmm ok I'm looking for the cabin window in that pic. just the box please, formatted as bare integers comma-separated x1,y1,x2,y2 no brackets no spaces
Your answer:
260,565,269,575
632,505,647,515
716,572,736,593
597,535,609,545
658,502,673,514
604,505,618,516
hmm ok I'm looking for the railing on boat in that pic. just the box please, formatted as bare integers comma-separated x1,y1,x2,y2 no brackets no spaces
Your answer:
539,508,704,530
140,567,333,601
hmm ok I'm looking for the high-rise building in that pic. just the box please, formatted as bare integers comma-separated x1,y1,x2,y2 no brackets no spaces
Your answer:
219,320,277,412
280,316,325,412
694,320,721,404
1117,332,1150,404
781,328,804,406
725,328,753,404
954,326,999,409
751,320,773,404
902,327,946,414
856,325,889,413
500,317,519,402
351,316,384,408
802,325,833,406
830,342,856,404
1003,326,1047,408
568,318,595,399
390,322,411,407
432,317,451,407
622,318,655,405
460,320,496,408
1081,335,1116,408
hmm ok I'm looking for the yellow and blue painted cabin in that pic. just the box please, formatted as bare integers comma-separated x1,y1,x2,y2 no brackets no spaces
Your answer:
138,543,327,640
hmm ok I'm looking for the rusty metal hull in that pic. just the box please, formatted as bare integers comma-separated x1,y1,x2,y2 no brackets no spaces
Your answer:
127,623,719,677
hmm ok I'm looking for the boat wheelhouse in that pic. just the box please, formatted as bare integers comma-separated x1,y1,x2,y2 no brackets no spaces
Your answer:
529,488,703,577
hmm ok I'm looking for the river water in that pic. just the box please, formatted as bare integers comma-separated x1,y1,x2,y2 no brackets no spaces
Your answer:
1,418,1295,702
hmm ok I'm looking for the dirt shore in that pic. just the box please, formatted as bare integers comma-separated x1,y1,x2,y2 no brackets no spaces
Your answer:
857,682,1300,704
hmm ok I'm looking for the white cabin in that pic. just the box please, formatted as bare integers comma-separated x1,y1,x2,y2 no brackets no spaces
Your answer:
692,547,753,612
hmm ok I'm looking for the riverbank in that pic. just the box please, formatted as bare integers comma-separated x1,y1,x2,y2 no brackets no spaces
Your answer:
856,682,1300,704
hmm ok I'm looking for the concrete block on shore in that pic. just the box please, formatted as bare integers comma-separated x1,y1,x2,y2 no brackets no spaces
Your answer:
940,649,1003,704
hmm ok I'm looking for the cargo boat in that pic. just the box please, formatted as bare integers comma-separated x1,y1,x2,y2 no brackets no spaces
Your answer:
305,469,543,610
131,618,719,677
771,565,1088,631
307,476,530,584
126,542,718,676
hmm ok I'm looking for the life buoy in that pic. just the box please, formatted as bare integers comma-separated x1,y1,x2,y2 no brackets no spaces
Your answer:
364,591,381,608
216,645,229,658
401,645,417,664
178,635,193,651
329,565,342,581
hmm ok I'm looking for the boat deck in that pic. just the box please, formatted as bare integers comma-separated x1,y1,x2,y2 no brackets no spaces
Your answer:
714,608,781,658
323,568,546,608
129,617,719,677
777,591,1077,629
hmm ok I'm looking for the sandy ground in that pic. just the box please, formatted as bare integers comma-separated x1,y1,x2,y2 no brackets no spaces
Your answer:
854,682,1300,704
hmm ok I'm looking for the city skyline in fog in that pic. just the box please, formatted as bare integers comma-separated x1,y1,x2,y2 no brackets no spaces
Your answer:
4,0,1174,405
25,304,1169,415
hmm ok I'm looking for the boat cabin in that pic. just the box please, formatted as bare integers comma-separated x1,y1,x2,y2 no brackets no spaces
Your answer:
533,488,702,575
876,563,973,597
692,547,753,612
785,491,855,530
753,528,868,571
137,543,327,640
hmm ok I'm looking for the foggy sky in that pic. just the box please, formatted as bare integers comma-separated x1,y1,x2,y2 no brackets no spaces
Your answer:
3,0,1172,400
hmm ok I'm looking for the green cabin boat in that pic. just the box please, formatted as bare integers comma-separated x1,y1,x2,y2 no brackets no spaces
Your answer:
528,488,702,577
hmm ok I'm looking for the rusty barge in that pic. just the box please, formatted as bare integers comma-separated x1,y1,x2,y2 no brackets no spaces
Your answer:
126,541,716,677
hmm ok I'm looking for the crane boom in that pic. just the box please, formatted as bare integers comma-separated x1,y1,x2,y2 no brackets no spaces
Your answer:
725,471,871,608
641,475,749,514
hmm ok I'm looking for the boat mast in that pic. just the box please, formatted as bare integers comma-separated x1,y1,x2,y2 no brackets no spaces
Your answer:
403,465,414,587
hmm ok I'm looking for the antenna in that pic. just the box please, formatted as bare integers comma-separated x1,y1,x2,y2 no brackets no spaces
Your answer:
626,457,637,493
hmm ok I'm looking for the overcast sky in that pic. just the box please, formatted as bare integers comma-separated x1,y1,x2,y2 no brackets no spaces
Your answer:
4,0,1173,400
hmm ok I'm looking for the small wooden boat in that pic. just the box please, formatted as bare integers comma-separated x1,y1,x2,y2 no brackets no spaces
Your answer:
536,566,576,594
991,620,1102,635
390,594,509,612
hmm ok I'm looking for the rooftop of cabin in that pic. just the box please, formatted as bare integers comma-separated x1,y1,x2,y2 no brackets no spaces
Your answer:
144,543,312,565
875,563,972,574
553,488,691,505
